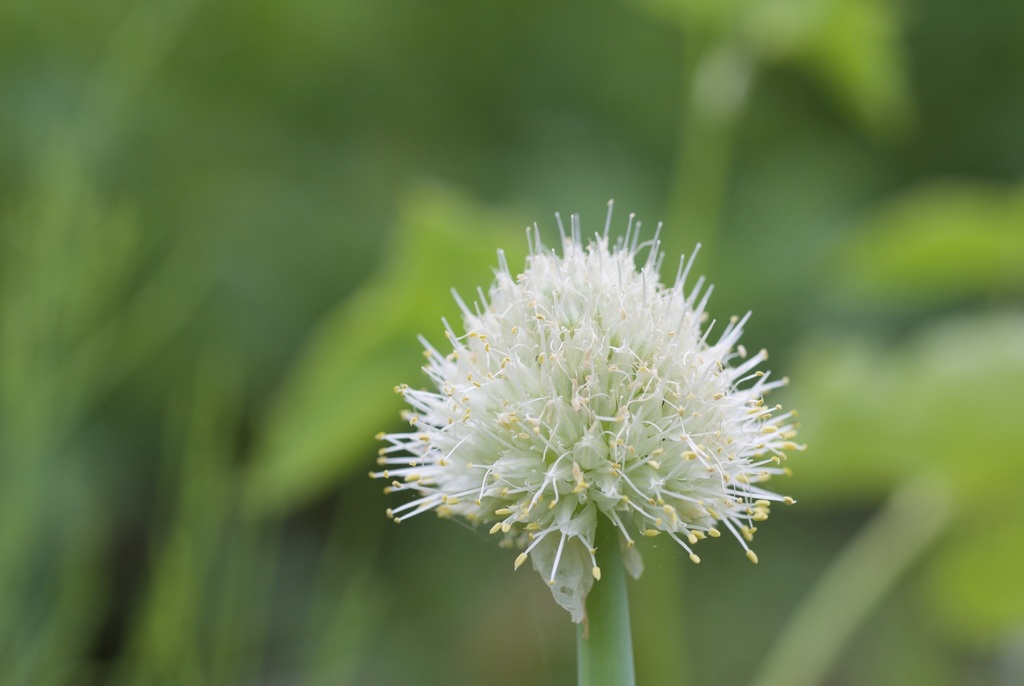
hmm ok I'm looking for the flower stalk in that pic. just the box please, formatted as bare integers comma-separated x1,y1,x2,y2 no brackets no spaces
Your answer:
577,517,635,686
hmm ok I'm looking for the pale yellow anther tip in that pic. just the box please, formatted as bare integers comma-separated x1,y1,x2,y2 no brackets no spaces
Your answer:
746,550,759,564
489,522,503,535
689,553,700,564
501,522,512,533
708,528,721,538
592,566,602,580
514,553,528,570
374,432,386,441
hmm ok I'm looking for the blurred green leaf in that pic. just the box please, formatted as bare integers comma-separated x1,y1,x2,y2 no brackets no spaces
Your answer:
784,337,911,503
781,312,1024,655
0,147,204,686
113,346,251,686
244,184,526,516
302,569,385,686
767,0,911,134
902,313,1024,503
631,0,745,31
839,181,1024,306
628,0,911,134
924,517,1024,645
788,312,1024,506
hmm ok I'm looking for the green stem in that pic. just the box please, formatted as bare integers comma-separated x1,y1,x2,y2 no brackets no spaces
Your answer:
749,476,954,686
667,31,753,266
577,518,636,686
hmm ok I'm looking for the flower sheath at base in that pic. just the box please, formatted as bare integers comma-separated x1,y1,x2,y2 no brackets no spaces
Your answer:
372,208,803,622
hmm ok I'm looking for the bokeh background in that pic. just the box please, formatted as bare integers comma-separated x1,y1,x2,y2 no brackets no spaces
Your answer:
2,0,1023,684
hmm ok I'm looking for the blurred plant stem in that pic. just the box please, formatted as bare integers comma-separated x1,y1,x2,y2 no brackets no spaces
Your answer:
301,492,388,685
577,518,636,686
637,31,756,686
668,31,753,264
750,476,954,686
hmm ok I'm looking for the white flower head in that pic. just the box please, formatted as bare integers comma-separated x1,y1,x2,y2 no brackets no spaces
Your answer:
373,207,802,622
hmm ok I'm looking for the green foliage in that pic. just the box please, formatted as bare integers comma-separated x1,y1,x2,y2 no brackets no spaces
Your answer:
112,348,253,686
788,313,1024,650
0,146,203,684
839,181,1024,305
777,153,1024,663
924,517,1024,645
790,312,1024,503
245,184,526,515
2,0,1023,683
631,0,910,133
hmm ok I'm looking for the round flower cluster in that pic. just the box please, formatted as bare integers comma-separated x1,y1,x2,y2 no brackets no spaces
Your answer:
373,210,801,621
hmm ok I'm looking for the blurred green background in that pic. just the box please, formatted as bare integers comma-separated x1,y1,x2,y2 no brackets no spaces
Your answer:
2,0,1023,684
